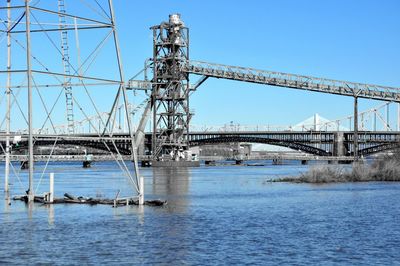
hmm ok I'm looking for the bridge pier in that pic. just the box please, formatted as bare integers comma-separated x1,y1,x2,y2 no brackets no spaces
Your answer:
141,160,151,167
235,159,243,165
20,160,29,170
354,96,359,161
333,132,347,156
272,158,283,165
205,160,216,166
83,161,91,168
152,160,200,167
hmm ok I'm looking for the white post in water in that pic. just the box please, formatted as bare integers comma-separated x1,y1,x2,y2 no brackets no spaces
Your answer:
49,173,54,203
25,0,34,202
139,176,144,205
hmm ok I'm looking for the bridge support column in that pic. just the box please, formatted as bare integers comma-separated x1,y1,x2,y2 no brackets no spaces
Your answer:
205,160,216,166
333,132,346,156
235,159,243,165
83,161,91,168
137,137,145,157
397,103,400,131
141,160,151,167
272,158,283,165
354,96,359,161
20,160,29,170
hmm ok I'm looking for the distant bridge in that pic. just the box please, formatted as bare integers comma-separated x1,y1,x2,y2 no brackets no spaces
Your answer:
2,130,399,158
188,131,400,156
0,154,361,163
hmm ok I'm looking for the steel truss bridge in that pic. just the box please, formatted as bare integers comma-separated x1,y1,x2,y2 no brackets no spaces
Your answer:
3,130,400,158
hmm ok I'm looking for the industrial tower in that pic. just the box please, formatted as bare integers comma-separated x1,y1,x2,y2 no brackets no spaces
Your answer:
150,14,193,164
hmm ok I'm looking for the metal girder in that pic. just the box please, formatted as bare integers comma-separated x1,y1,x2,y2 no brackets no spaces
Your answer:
126,77,208,92
128,60,399,102
183,60,400,102
190,75,208,91
127,79,152,90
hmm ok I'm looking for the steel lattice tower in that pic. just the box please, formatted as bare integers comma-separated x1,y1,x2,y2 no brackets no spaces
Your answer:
151,14,190,160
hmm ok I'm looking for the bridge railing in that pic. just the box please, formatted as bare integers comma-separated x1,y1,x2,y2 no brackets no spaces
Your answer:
189,124,342,132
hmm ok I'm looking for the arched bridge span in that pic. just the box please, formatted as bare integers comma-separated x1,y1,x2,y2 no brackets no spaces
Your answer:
189,136,330,156
1,131,399,157
186,131,400,157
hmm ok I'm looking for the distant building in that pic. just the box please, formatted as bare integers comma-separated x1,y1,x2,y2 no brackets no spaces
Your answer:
197,143,252,158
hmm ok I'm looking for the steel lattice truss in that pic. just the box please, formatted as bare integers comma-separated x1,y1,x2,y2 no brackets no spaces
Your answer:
129,60,400,102
183,60,400,102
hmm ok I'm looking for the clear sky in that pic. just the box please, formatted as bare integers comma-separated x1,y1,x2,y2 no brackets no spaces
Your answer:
1,1,399,131
113,0,400,128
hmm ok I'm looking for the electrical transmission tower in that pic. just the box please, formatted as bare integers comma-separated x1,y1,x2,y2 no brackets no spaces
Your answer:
0,0,142,203
57,0,74,134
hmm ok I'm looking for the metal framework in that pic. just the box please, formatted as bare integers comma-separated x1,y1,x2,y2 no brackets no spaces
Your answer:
150,14,191,160
184,60,400,102
57,0,74,134
0,0,143,203
129,60,400,102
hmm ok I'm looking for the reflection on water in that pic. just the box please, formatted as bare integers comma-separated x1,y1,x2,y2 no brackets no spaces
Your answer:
4,192,11,216
27,201,34,221
47,205,54,226
136,205,144,225
152,167,190,212
151,167,192,262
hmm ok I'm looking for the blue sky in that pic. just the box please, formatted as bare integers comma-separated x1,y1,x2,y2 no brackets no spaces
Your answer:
114,0,400,128
0,1,399,131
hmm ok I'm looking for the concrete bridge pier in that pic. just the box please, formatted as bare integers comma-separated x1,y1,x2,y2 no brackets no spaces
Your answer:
272,158,283,165
235,159,243,165
333,132,347,157
82,161,91,168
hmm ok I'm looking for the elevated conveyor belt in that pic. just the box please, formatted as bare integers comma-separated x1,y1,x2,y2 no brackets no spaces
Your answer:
183,60,400,102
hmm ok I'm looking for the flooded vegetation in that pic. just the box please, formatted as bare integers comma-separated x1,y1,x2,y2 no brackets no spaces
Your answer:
273,152,400,183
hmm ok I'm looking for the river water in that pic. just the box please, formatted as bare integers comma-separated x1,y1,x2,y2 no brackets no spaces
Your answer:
1,161,399,265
